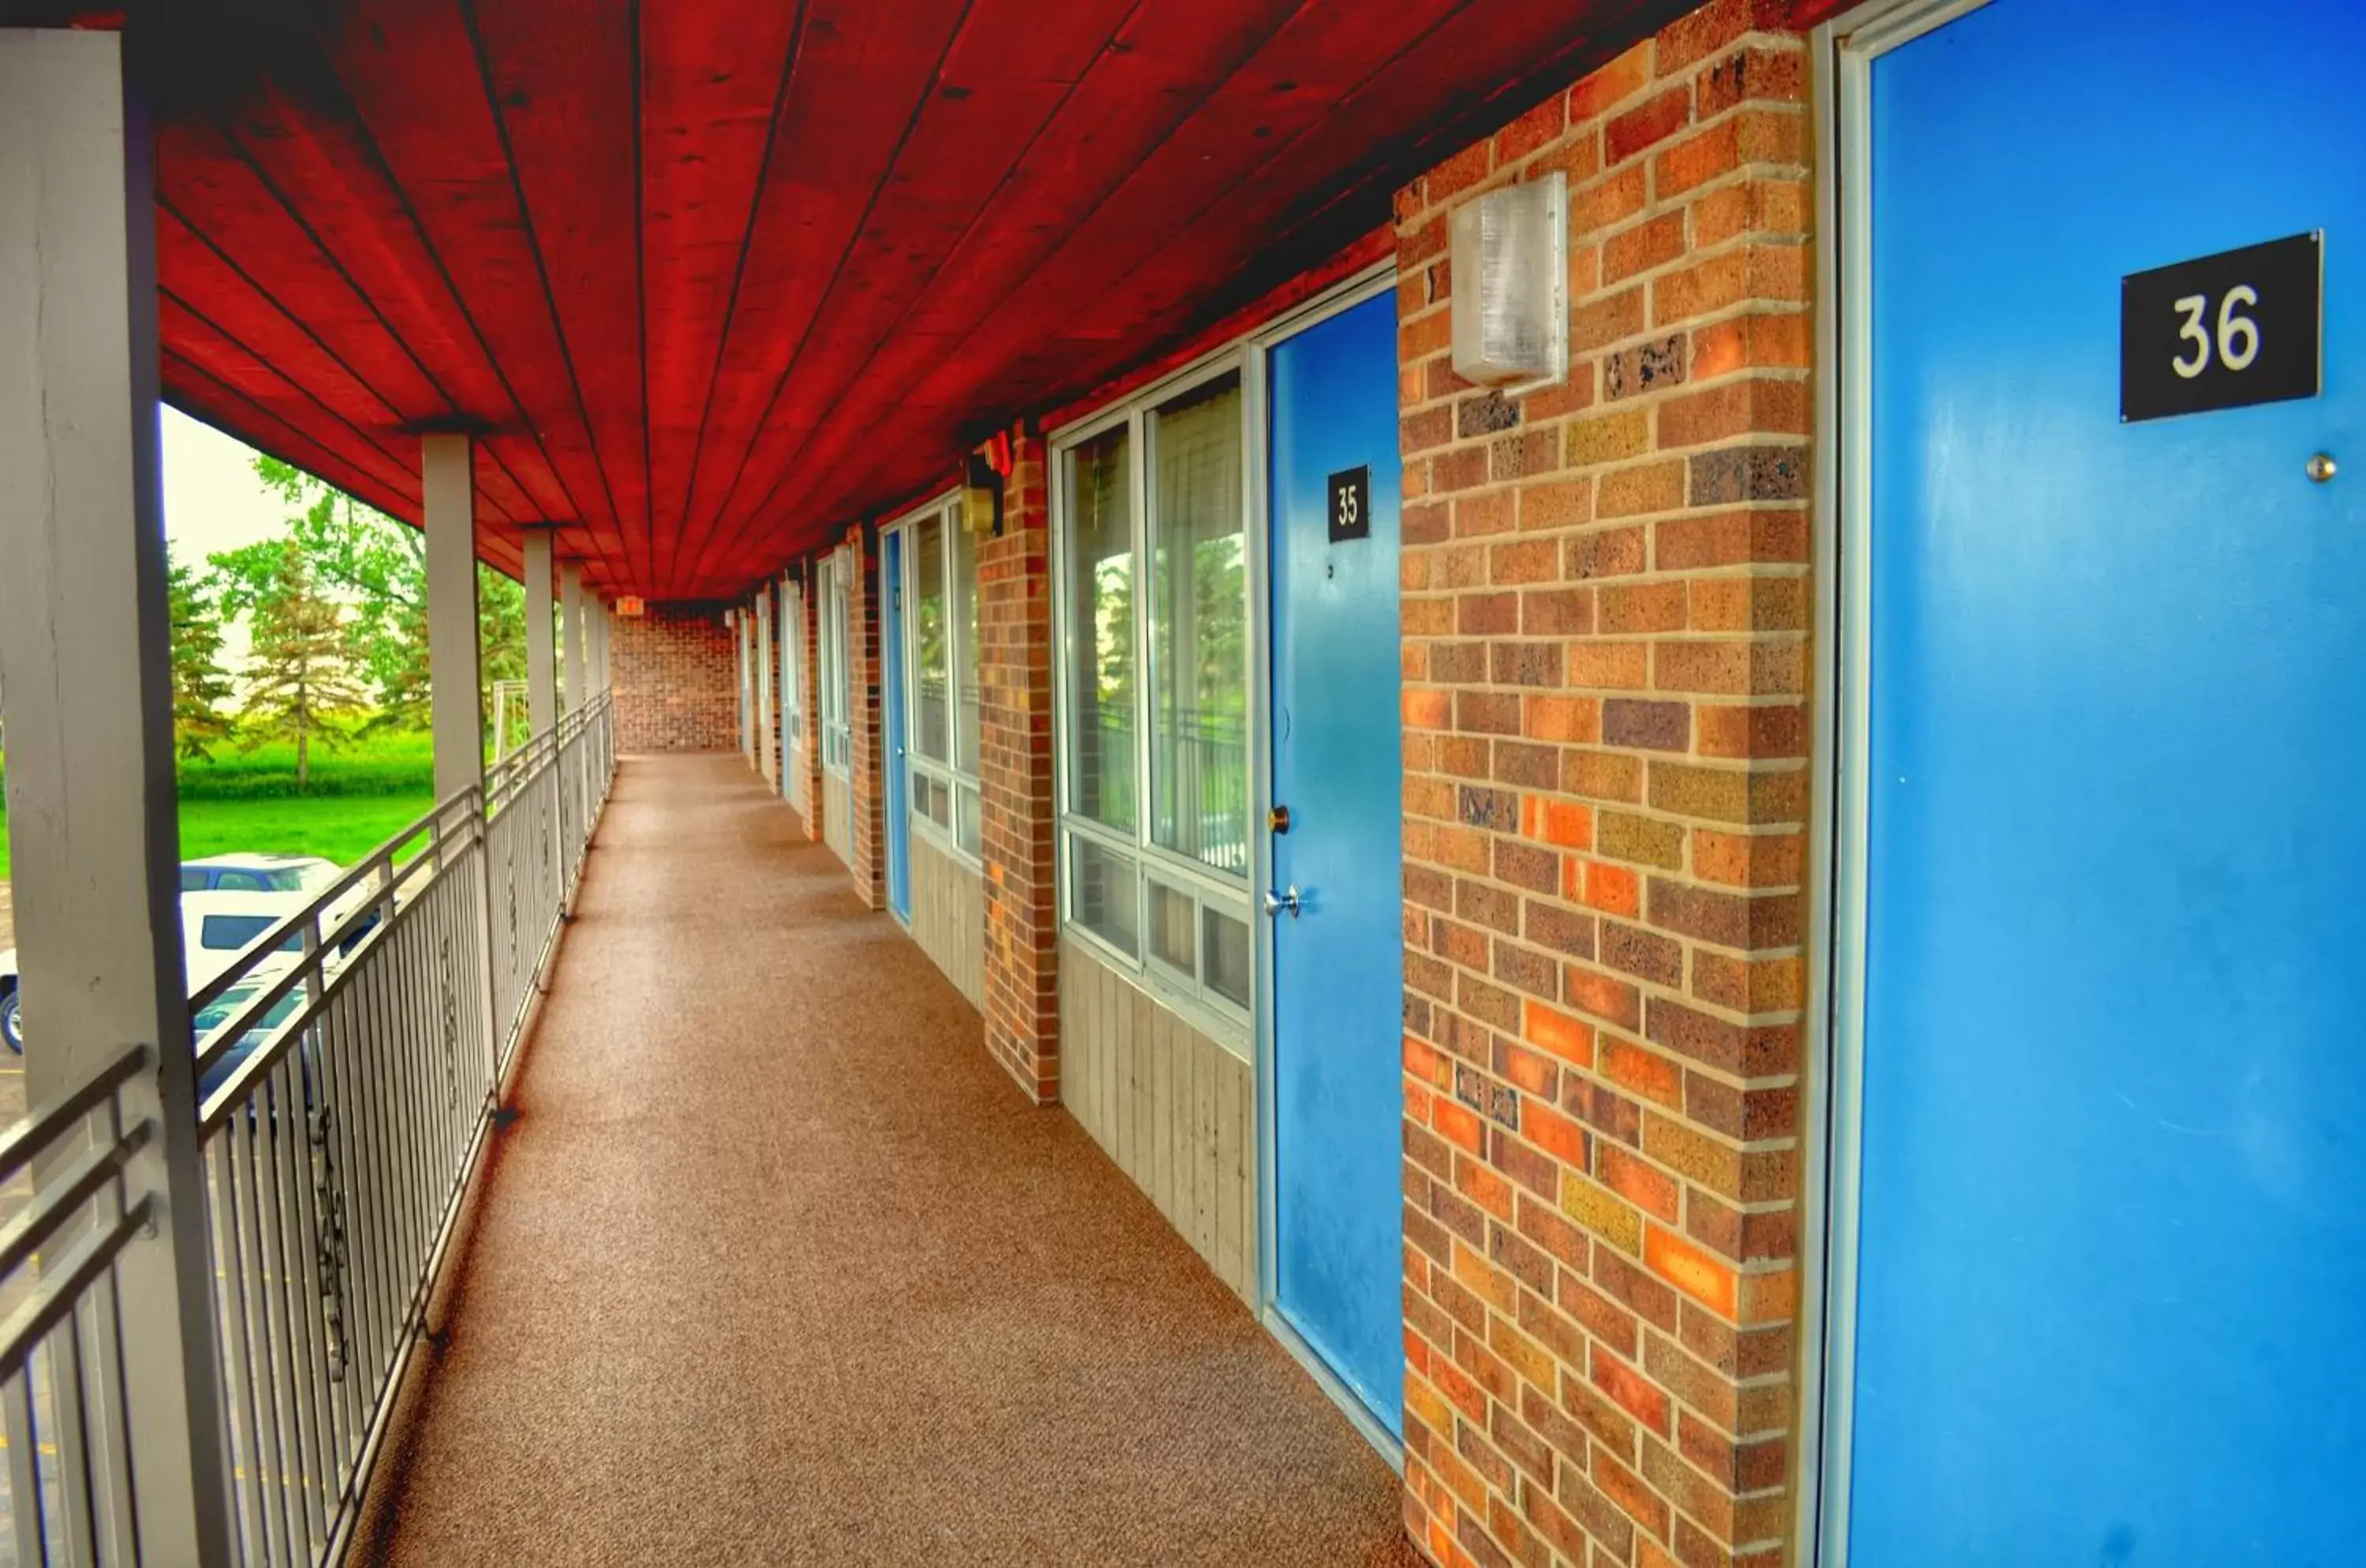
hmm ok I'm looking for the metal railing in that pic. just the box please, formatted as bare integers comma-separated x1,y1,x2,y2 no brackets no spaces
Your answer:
0,1046,160,1566
0,693,615,1566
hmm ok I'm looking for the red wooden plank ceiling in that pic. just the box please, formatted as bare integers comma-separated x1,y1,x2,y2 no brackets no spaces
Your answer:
40,0,1713,598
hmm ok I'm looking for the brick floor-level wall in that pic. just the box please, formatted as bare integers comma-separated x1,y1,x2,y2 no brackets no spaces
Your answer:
1394,6,1812,1566
844,523,889,911
977,427,1060,1103
613,602,737,752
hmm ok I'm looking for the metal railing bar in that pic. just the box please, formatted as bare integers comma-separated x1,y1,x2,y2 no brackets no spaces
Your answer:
0,1196,151,1389
0,1120,151,1282
0,1045,147,1190
5,1361,45,1568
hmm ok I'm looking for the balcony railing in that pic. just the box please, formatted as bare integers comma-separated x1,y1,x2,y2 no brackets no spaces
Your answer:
0,693,614,1566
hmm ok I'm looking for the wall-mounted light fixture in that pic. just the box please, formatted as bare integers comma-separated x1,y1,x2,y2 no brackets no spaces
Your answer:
1450,170,1569,394
614,595,646,618
963,431,1011,538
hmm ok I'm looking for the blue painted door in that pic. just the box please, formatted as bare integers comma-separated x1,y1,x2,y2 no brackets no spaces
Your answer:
880,531,911,920
1852,2,2364,1562
1268,290,1404,1435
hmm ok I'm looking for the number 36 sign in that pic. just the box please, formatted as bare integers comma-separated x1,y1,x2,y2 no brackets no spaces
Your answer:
2122,232,2320,422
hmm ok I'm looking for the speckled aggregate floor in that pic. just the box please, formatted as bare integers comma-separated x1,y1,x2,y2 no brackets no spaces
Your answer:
357,752,1420,1567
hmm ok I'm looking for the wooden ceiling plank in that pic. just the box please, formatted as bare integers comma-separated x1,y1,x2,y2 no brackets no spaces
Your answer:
668,0,969,592
222,71,584,529
162,351,425,529
637,0,804,562
682,0,1140,587
467,0,654,581
321,0,625,551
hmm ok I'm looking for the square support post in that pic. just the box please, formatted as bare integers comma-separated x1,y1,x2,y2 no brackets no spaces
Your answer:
0,26,233,1559
423,433,483,801
522,527,556,735
561,562,586,715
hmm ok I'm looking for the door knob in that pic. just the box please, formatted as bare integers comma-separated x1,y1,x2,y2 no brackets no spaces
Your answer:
1263,885,1302,919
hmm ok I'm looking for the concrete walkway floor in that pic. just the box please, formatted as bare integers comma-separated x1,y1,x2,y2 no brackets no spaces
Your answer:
358,752,1418,1566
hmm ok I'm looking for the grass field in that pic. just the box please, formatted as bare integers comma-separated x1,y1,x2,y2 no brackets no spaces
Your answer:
0,730,438,880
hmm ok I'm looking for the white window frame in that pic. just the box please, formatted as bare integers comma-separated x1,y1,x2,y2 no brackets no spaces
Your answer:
1049,350,1256,1037
779,573,804,784
883,491,984,867
819,545,854,779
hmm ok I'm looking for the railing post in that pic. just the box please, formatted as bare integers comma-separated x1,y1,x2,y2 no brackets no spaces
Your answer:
0,27,234,1559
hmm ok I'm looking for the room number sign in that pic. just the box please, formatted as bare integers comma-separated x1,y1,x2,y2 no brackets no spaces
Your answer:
1327,465,1371,542
2122,232,2321,421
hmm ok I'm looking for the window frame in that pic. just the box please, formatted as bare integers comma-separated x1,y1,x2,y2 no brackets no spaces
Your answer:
819,545,854,780
778,573,803,755
883,491,984,868
1049,350,1257,1036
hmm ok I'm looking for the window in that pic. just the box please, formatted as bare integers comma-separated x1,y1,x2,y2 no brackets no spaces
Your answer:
820,547,853,777
1054,365,1253,1026
199,915,300,955
894,498,983,860
779,576,803,755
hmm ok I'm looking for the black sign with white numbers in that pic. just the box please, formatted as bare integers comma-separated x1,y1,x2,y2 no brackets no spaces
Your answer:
1327,465,1371,543
2121,232,2320,422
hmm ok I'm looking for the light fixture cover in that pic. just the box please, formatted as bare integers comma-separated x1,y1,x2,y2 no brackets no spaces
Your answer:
1450,172,1569,391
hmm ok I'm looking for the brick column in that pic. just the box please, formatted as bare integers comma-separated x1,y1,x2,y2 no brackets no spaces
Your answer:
977,427,1060,1103
845,523,889,909
1394,7,1812,1566
796,564,824,842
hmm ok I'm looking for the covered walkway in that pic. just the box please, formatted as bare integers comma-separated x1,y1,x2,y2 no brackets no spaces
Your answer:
355,753,1414,1565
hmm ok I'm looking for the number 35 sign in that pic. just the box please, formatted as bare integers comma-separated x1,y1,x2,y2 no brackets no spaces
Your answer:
2122,232,2320,422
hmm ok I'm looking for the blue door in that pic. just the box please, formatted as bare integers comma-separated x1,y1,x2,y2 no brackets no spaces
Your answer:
880,529,911,920
1850,2,2364,1561
1268,289,1404,1435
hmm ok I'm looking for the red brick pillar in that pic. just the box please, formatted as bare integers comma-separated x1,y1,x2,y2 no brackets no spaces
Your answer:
796,563,824,842
845,524,888,909
978,426,1060,1103
1393,8,1812,1567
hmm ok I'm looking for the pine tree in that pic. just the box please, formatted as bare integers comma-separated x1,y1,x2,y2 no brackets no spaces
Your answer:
167,545,236,759
235,542,368,790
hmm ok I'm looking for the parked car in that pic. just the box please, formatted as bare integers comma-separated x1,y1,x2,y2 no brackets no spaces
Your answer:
181,889,313,993
191,967,311,1104
0,947,19,1055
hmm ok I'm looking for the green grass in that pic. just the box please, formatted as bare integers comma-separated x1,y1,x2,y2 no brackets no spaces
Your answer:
174,730,436,800
0,730,441,882
0,795,435,882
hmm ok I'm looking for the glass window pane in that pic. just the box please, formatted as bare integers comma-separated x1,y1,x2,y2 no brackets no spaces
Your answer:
1147,375,1247,877
1204,904,1251,1010
913,513,950,762
1148,879,1196,975
1069,835,1139,958
955,783,981,858
952,510,982,775
1065,427,1136,834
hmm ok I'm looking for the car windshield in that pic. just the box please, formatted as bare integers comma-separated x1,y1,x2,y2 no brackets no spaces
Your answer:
192,986,303,1040
266,868,317,892
199,914,301,954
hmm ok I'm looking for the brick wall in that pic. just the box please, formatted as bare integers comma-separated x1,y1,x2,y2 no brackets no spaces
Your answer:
977,428,1061,1103
842,524,888,910
1394,6,1812,1566
612,601,737,752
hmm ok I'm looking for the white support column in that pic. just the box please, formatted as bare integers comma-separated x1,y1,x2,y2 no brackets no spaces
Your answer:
595,601,613,693
0,28,233,1558
522,527,555,735
423,433,483,801
561,563,586,715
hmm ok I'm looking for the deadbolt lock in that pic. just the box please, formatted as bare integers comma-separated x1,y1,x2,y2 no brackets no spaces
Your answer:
1268,805,1291,834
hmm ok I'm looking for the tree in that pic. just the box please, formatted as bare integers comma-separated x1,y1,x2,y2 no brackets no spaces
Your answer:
231,541,368,789
167,544,236,758
247,457,532,739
